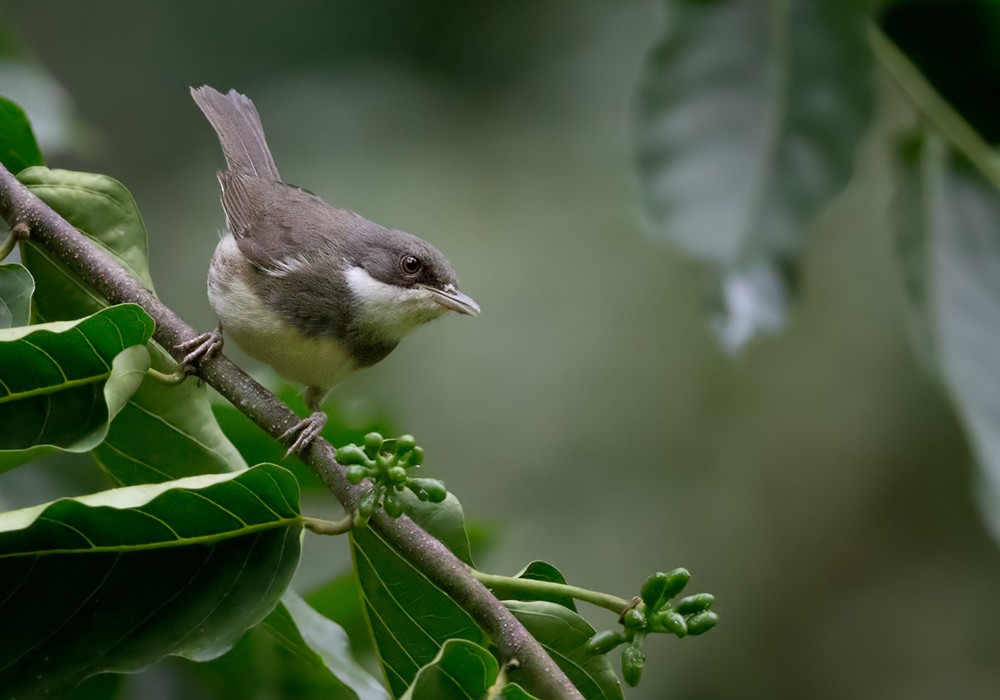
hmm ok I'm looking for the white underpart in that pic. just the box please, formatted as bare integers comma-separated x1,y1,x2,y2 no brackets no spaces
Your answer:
344,265,446,339
208,234,357,390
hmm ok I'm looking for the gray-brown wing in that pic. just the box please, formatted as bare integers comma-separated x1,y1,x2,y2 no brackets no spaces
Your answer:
218,171,369,270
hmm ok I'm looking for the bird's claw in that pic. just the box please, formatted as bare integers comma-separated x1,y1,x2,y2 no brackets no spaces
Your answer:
280,411,328,457
176,326,224,373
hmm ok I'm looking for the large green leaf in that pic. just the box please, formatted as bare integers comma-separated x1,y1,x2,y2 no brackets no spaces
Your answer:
400,639,537,700
350,496,486,698
635,0,874,350
0,463,302,696
503,601,623,700
0,95,43,173
0,303,153,473
261,592,388,700
0,262,34,328
306,570,374,658
19,167,154,297
891,133,1000,538
16,166,246,482
878,24,1000,541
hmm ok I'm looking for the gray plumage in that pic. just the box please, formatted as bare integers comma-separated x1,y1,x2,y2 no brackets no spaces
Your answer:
190,86,281,180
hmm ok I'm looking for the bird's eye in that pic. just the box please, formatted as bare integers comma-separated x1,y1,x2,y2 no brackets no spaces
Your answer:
400,255,422,274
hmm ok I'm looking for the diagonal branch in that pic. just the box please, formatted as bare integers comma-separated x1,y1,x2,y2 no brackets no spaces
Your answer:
0,162,583,700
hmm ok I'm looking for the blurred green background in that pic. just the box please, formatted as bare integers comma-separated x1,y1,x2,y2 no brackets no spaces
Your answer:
2,1,999,698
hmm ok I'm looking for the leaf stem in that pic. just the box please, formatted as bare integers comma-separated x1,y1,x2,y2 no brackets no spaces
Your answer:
302,514,354,535
868,22,1000,189
471,569,631,615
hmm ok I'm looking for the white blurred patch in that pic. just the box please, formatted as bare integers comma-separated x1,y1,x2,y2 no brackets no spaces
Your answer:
711,263,787,354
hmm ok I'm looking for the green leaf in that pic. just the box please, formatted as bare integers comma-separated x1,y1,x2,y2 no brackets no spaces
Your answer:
306,571,373,657
0,95,44,173
0,303,153,473
400,639,538,700
16,166,246,482
403,491,473,566
262,592,388,700
0,463,302,696
503,600,623,700
350,521,487,697
0,262,34,328
891,132,1000,539
19,167,154,297
635,0,874,350
488,560,577,612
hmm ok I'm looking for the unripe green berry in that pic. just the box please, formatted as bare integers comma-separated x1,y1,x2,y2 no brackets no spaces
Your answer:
346,465,369,484
585,629,627,656
363,432,383,457
395,434,416,454
686,610,719,636
357,488,379,523
383,490,405,518
623,608,647,632
675,593,714,616
652,610,687,638
621,644,645,687
388,466,408,484
336,444,370,466
640,572,669,610
660,568,690,603
409,478,447,503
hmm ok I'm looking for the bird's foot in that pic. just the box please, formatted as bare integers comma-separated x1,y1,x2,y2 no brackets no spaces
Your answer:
176,325,224,373
280,410,328,457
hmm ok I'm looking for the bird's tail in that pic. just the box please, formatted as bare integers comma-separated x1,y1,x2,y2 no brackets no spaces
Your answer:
191,86,281,181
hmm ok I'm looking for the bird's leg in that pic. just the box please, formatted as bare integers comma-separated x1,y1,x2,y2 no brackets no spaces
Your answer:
176,323,224,373
279,385,328,457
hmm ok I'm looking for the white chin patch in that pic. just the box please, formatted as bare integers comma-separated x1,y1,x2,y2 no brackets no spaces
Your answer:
344,266,444,338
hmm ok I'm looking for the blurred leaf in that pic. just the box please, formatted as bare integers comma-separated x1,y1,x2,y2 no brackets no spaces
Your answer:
16,166,246,482
0,463,302,697
399,639,537,700
0,95,43,173
306,570,373,657
0,304,152,473
891,132,1000,540
503,600,623,700
350,520,486,697
891,128,939,371
877,20,1000,541
488,560,577,612
66,672,123,700
636,0,874,350
0,25,81,156
261,592,388,700
0,262,34,327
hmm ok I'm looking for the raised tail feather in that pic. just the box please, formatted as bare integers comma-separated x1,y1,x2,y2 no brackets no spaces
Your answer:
191,86,281,181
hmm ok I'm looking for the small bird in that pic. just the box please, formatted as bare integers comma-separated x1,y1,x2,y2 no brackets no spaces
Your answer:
180,86,479,454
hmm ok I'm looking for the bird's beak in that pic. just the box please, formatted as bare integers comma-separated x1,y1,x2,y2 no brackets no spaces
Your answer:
421,284,481,316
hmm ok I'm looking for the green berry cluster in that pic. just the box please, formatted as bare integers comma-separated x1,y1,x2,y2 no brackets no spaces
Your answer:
337,432,447,525
585,568,718,687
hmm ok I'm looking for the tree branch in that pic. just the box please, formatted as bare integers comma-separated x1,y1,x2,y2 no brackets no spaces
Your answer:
0,163,583,700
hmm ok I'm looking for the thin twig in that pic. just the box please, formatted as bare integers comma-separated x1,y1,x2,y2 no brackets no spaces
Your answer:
0,163,583,700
